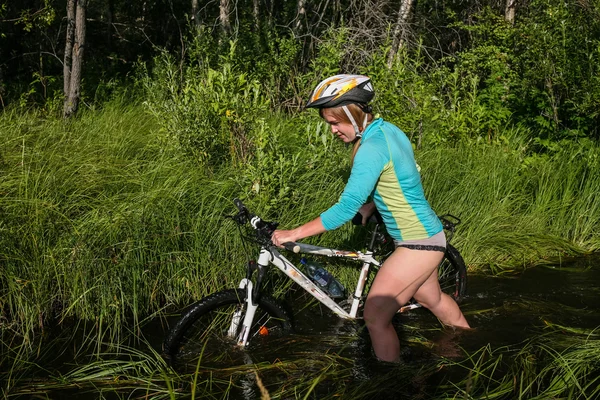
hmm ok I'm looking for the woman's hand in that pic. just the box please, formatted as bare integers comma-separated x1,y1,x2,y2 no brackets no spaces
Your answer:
271,217,327,248
358,202,377,225
271,229,300,247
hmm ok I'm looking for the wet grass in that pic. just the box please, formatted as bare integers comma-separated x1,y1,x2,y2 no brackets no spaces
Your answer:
3,303,599,399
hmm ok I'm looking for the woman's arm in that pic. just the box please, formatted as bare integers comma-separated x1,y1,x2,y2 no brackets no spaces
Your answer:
271,217,326,247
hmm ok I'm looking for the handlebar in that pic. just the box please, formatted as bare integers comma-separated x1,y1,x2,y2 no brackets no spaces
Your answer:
231,198,460,250
231,198,278,243
438,214,461,232
283,242,301,253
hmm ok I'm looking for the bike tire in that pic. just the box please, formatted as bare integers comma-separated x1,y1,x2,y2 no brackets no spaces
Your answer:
163,288,292,369
438,243,467,302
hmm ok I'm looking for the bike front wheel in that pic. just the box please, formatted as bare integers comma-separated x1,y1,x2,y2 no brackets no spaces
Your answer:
163,288,292,369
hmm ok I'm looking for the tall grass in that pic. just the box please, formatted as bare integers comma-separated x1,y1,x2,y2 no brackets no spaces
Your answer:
1,96,599,349
4,316,599,399
420,130,600,273
436,325,600,399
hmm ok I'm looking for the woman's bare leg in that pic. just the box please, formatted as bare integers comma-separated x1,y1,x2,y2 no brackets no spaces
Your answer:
412,269,470,328
363,248,445,362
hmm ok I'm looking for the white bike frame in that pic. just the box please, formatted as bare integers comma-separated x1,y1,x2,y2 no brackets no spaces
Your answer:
224,201,458,348
231,243,380,346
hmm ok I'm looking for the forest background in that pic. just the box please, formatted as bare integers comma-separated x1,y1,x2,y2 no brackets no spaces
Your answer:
1,0,600,359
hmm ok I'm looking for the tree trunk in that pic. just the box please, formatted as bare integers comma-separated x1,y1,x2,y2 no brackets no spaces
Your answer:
63,0,87,118
268,0,275,27
253,0,260,29
191,0,200,27
63,0,75,101
387,0,415,68
334,0,341,25
295,0,306,36
505,0,516,25
219,0,231,35
0,66,5,109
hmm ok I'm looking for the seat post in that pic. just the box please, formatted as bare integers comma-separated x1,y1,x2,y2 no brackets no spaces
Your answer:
367,223,381,253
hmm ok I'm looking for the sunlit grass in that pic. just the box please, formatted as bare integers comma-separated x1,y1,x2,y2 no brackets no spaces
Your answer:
2,99,600,340
1,96,600,399
4,319,599,399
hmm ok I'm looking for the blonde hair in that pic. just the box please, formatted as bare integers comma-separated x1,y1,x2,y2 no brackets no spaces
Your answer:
321,104,373,166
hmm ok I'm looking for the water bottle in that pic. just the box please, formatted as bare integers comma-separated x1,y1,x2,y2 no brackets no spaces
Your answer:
300,258,345,299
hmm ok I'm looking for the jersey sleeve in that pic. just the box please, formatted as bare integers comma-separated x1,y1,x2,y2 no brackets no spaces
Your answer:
320,141,388,230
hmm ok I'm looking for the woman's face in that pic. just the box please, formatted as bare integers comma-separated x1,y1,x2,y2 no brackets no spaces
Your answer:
321,108,357,143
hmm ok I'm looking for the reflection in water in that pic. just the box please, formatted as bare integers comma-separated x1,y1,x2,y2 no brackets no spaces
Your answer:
4,256,599,399
238,255,600,399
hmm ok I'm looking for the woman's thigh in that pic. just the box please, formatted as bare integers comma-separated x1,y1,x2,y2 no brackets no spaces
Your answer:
364,248,444,321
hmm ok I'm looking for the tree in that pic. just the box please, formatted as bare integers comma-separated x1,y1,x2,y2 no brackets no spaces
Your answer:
219,0,231,35
252,0,260,29
387,0,415,68
295,0,307,36
505,0,516,24
63,0,87,118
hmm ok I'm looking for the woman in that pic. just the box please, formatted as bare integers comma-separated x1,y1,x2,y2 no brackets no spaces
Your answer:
271,74,470,363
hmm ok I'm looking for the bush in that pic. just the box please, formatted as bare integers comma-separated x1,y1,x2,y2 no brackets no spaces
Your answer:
141,41,270,169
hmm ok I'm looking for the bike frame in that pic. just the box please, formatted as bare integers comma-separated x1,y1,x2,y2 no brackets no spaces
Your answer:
227,202,448,347
231,244,380,346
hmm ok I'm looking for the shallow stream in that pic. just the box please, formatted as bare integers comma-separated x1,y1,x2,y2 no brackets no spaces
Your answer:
209,255,600,399
4,255,600,399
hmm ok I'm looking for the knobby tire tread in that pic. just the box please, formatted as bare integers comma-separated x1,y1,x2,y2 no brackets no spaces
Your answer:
444,243,468,301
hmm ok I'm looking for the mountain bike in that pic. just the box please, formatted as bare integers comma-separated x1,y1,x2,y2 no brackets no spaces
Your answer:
162,199,467,367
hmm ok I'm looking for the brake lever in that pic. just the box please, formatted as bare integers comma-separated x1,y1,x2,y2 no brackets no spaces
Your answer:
224,211,248,225
259,221,278,237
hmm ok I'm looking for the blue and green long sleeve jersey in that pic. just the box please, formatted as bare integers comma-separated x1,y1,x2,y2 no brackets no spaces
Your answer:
320,118,443,241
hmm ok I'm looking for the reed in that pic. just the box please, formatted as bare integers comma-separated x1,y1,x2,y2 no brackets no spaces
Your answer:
435,326,600,399
420,130,600,273
1,97,599,355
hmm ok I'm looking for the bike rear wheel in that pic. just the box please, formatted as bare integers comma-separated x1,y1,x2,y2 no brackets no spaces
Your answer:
343,244,467,316
163,288,292,369
438,243,467,302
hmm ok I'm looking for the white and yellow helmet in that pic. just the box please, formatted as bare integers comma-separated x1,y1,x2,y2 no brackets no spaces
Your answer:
306,74,375,109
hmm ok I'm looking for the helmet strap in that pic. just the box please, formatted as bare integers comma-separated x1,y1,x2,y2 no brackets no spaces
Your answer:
342,105,361,138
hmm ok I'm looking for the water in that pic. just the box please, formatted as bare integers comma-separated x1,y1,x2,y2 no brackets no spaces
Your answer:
228,255,600,399
4,256,600,399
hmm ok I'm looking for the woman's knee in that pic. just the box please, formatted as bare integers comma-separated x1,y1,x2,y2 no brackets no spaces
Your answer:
363,299,392,330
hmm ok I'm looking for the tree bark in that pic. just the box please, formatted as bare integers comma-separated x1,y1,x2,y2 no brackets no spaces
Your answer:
63,0,87,118
0,66,5,109
191,0,200,27
219,0,232,35
295,0,306,36
63,0,75,100
253,0,260,29
387,0,415,68
505,0,516,25
334,0,341,25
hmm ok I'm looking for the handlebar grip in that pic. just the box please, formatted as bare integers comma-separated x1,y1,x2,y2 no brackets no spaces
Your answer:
283,242,301,253
351,212,363,225
233,198,245,212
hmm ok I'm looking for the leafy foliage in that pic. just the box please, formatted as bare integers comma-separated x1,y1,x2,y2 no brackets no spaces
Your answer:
142,42,270,168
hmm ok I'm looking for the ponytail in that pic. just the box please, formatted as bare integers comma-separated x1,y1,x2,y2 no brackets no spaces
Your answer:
350,139,361,167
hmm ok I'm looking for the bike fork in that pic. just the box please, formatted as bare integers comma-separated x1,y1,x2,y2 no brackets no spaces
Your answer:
226,278,259,346
229,249,270,346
